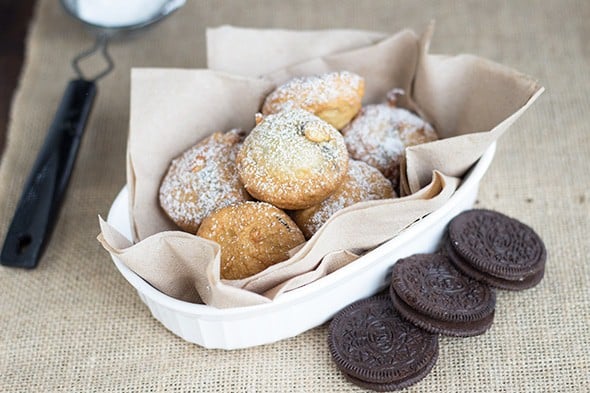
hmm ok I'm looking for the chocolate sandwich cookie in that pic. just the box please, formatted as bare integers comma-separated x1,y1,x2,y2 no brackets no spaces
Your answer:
328,295,438,391
342,352,438,392
389,254,496,337
446,209,546,290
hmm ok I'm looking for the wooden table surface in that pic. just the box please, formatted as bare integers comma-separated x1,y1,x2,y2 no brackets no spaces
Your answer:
0,0,36,158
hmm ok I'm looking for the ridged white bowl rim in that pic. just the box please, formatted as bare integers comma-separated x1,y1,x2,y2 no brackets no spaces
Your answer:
107,142,497,318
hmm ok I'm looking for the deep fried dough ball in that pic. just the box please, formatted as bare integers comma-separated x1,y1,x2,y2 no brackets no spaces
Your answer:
291,159,395,238
197,201,305,280
159,129,251,233
262,71,365,130
237,109,349,210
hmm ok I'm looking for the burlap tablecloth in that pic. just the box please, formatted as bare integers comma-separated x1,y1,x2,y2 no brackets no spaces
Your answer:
1,1,588,391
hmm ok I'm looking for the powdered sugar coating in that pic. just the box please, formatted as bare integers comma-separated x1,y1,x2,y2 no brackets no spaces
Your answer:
262,71,365,130
342,104,438,189
197,201,305,280
237,109,349,210
159,129,251,233
291,159,395,238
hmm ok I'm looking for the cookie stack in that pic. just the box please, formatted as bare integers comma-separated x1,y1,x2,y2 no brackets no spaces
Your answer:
328,295,439,392
328,209,546,391
389,253,496,337
443,209,546,291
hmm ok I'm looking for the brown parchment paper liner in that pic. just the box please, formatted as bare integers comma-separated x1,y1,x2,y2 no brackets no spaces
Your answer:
98,25,543,308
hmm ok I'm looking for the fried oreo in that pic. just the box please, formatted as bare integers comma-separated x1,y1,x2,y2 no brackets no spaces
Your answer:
446,209,546,290
389,254,496,337
328,295,438,391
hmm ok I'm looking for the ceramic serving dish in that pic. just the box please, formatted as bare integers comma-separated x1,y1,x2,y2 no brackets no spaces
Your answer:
106,142,496,349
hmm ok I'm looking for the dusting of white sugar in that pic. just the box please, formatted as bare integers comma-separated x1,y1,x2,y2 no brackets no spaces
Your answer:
292,159,395,238
237,109,349,209
342,104,438,186
75,0,178,27
262,71,364,115
159,129,250,233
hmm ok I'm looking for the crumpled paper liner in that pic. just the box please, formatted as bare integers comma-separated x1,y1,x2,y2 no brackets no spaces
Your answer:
99,171,456,307
98,25,542,308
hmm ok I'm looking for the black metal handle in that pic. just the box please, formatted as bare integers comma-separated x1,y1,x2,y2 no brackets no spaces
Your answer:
1,79,96,268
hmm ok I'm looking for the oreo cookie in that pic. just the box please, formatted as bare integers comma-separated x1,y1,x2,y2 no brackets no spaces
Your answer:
342,352,438,392
328,295,438,391
446,209,546,290
389,254,496,337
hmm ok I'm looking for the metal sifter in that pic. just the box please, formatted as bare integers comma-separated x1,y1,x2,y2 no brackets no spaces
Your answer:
1,0,185,268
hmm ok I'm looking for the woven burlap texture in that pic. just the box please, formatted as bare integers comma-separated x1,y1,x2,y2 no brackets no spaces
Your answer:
0,0,588,392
